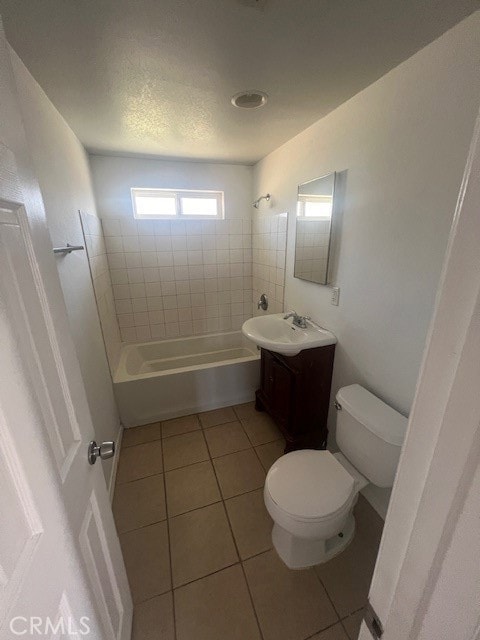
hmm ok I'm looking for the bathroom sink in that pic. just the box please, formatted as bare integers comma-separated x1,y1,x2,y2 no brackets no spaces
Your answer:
242,313,336,356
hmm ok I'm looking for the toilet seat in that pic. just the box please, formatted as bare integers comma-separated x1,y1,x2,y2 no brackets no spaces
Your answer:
265,450,356,522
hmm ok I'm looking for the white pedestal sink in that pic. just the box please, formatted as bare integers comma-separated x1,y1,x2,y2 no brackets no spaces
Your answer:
242,313,337,357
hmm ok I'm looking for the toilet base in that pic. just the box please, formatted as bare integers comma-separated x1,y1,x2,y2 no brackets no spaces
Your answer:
271,513,356,569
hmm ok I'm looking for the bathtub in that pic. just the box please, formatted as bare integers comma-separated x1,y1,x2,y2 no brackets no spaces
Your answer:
113,331,260,426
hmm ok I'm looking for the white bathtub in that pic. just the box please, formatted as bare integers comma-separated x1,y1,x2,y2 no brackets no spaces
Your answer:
113,331,260,426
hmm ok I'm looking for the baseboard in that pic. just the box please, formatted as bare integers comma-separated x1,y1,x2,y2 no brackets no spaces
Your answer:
361,485,390,520
108,421,123,502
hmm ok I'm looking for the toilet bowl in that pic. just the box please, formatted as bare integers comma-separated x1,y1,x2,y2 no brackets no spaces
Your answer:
264,384,407,569
264,449,359,567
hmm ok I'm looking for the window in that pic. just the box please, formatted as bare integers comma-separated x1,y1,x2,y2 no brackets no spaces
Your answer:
131,188,224,220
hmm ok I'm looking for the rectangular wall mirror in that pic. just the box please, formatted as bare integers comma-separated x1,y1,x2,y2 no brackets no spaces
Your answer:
294,171,336,285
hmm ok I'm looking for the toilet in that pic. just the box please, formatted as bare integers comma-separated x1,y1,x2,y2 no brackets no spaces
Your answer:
264,384,407,569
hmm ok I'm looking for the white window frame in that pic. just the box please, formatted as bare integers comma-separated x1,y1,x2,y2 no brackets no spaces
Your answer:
131,188,225,220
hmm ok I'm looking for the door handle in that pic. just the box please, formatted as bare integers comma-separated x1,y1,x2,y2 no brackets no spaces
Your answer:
88,440,115,465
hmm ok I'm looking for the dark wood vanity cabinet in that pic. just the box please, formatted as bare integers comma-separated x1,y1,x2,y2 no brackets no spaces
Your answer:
255,345,335,451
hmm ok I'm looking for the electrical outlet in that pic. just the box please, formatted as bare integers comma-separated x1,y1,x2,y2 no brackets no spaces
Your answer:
331,287,340,306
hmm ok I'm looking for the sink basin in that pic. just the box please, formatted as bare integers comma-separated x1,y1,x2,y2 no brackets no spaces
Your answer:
242,313,336,356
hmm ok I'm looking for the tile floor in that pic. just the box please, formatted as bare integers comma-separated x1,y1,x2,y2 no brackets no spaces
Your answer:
113,402,384,640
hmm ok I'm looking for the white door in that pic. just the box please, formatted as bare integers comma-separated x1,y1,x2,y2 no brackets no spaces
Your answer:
360,109,480,639
0,24,132,640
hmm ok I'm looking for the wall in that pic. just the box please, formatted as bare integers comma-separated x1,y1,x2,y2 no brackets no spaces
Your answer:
10,51,121,487
253,12,480,516
80,212,122,371
89,156,254,341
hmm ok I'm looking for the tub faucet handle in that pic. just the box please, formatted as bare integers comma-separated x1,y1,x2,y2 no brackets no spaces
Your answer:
257,293,268,311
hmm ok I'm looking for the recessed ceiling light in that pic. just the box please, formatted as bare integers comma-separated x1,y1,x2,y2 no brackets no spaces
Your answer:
231,90,268,109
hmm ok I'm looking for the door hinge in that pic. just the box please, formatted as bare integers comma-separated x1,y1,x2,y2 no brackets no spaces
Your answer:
364,601,383,639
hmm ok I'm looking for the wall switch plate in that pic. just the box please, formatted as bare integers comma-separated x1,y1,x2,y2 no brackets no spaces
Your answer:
331,287,340,306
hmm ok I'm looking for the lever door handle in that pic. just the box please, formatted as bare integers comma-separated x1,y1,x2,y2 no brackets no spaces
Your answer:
88,440,115,465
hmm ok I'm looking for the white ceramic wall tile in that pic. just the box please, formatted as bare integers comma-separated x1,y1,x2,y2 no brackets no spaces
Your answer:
101,217,254,342
252,212,288,316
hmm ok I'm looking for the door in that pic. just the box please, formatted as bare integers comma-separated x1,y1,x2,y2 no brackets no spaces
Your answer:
359,109,480,639
0,24,132,640
262,350,294,430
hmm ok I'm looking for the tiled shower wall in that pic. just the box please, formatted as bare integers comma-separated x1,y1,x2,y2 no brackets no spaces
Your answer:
80,212,122,369
102,217,253,342
252,213,288,316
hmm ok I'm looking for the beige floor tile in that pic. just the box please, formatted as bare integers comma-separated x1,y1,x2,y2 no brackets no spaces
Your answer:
204,421,251,458
123,422,161,448
165,460,221,516
120,522,171,604
170,502,238,586
314,498,383,618
174,564,262,640
116,440,163,484
113,474,166,533
310,623,350,640
225,489,273,559
162,430,209,471
354,495,384,548
232,401,257,421
255,439,286,471
213,449,266,499
241,412,283,446
199,406,237,428
162,414,200,438
244,549,338,640
342,609,364,639
132,592,175,640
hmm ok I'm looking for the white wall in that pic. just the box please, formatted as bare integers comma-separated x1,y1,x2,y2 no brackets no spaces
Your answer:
10,51,121,486
89,155,255,340
253,12,480,516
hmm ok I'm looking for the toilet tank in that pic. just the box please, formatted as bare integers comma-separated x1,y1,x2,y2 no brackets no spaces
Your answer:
336,384,407,488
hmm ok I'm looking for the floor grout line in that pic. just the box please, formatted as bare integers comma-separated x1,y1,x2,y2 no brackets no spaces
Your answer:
208,435,266,640
314,567,344,627
159,430,177,640
302,618,347,640
116,469,165,486
117,516,168,536
122,436,162,449
339,606,366,640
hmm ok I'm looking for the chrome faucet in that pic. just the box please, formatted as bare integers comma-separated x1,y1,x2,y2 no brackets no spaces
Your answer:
283,310,311,329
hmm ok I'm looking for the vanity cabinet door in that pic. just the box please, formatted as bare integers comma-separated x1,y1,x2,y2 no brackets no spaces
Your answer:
261,350,294,432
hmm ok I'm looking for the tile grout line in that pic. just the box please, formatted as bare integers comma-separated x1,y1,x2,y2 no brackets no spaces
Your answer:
206,420,267,640
159,431,177,640
314,570,343,625
339,606,366,640
172,559,242,591
302,618,348,640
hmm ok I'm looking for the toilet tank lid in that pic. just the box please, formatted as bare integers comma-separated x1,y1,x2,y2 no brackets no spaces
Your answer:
336,384,408,446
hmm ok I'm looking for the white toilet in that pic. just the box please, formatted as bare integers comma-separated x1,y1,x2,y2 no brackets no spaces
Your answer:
264,384,407,569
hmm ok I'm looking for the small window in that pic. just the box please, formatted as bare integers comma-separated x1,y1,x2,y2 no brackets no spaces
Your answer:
131,188,224,220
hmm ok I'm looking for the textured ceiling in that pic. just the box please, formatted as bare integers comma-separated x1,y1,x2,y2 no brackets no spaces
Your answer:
1,0,478,163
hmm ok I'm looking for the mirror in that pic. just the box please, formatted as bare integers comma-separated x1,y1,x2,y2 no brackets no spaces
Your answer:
294,172,336,285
